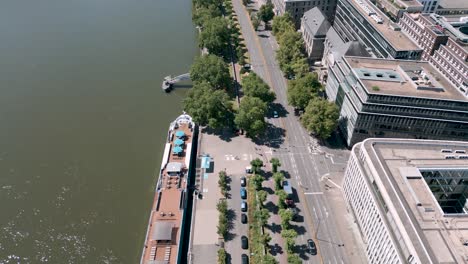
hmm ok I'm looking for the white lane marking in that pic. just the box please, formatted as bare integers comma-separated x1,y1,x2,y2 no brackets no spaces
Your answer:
304,192,323,195
313,207,318,219
327,179,342,189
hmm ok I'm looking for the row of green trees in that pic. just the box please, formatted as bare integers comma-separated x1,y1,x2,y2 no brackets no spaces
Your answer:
218,170,229,197
236,72,276,136
217,199,229,238
247,160,278,264
271,14,309,78
272,14,339,139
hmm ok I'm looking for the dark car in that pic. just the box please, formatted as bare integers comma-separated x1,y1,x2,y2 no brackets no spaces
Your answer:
240,176,246,187
241,201,247,212
241,254,249,264
241,236,249,249
240,187,247,199
241,213,247,224
307,239,317,255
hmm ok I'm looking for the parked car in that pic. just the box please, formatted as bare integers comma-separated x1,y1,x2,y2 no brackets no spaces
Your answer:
240,187,247,199
240,176,246,187
241,213,247,224
241,201,247,212
245,166,253,174
273,110,279,118
307,239,317,255
241,254,249,264
241,236,249,249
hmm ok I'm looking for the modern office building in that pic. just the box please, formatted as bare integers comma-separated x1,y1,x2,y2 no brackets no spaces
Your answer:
343,138,468,264
325,56,468,146
271,0,337,26
334,0,423,60
320,26,370,83
300,8,331,61
373,0,423,21
436,0,468,16
400,13,468,97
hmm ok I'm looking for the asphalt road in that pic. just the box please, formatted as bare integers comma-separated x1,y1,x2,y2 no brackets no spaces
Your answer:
232,0,350,263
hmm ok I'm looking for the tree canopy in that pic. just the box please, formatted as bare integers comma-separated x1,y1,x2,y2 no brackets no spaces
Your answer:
301,98,339,139
287,73,323,110
271,14,294,39
235,97,267,137
183,82,234,128
258,3,275,24
270,157,281,173
192,5,222,27
276,30,304,74
190,54,232,90
241,72,276,103
198,17,230,56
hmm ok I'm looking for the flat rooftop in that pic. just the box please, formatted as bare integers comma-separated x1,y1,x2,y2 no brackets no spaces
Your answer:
348,0,420,50
439,0,468,9
345,56,467,101
360,138,468,264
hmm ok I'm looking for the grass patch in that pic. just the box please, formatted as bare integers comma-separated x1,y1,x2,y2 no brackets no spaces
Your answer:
247,178,266,263
372,85,380,91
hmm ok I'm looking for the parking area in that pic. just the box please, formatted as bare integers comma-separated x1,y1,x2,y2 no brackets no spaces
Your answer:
191,130,259,264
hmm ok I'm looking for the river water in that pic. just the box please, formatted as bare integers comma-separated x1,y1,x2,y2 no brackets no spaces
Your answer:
0,0,196,263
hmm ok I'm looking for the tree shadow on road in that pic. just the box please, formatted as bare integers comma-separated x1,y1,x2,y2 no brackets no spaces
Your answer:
253,123,285,148
321,130,349,150
269,102,288,118
201,127,238,143
263,186,274,195
264,200,278,214
294,244,310,260
265,221,282,234
281,170,292,179
225,209,237,242
290,224,307,236
269,243,284,256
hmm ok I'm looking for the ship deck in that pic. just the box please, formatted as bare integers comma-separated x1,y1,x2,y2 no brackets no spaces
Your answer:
141,121,193,264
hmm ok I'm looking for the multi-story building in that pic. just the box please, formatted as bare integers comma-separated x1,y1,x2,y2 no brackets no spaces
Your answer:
417,0,438,13
399,13,448,60
334,0,423,60
300,8,331,61
320,26,370,83
429,15,468,97
436,0,468,16
325,56,468,146
271,0,337,26
343,138,468,264
400,13,468,97
373,0,423,21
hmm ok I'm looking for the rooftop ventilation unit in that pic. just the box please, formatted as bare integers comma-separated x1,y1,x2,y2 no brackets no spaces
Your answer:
455,150,466,154
441,149,453,153
445,155,457,159
459,155,468,160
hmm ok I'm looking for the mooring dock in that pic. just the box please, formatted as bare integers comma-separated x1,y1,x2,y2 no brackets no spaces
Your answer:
162,73,190,92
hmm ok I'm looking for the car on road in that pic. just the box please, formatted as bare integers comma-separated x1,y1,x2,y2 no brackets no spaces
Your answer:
241,201,247,212
240,187,247,199
240,176,246,187
307,239,317,255
273,110,279,118
241,254,249,264
241,213,247,224
241,236,249,249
